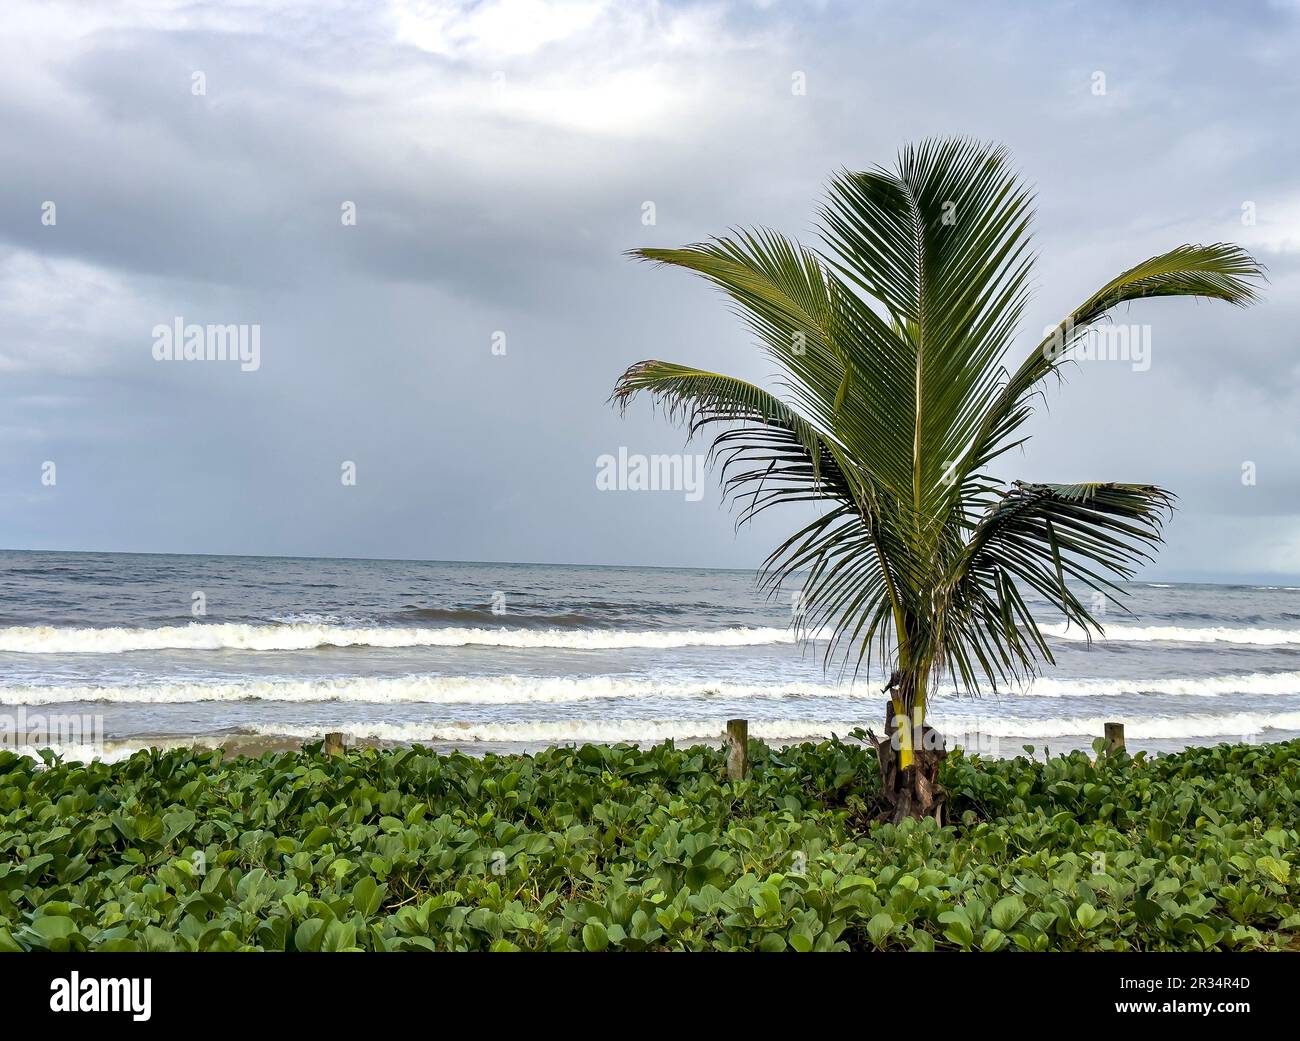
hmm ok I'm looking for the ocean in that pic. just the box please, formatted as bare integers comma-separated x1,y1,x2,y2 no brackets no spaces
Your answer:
3,549,1300,761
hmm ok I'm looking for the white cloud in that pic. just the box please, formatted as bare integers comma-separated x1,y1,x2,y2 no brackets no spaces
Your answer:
0,248,153,373
393,0,608,59
384,0,758,138
1237,197,1300,255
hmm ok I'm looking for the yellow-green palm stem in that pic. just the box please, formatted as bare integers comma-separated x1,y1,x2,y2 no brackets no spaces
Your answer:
891,695,914,769
891,662,929,771
912,674,928,762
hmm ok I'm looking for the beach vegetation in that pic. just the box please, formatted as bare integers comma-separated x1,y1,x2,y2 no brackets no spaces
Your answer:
2,738,1296,951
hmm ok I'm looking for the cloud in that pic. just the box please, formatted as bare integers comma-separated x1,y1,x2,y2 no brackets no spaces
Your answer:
0,247,154,373
1238,196,1300,255
393,0,610,59
0,0,1297,579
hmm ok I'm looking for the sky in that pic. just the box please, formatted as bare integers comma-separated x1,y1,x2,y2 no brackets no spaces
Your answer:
0,0,1297,580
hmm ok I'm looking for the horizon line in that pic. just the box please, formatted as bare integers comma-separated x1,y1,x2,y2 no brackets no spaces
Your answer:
2,545,1299,587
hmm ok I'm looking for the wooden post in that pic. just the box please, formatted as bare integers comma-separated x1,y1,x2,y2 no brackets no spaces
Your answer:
726,718,748,780
323,732,344,756
1103,722,1125,755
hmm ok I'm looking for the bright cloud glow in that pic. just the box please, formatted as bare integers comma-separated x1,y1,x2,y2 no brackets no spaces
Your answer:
393,0,608,59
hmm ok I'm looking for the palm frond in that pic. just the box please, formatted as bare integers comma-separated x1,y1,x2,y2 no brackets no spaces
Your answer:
614,137,1261,703
611,360,861,521
819,138,1037,519
938,481,1175,690
967,244,1264,475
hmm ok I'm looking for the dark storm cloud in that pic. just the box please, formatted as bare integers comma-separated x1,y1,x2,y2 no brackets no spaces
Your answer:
1,0,1297,579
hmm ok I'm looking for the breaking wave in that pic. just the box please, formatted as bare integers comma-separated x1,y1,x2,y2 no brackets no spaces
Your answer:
1041,623,1300,646
4,669,1300,706
0,675,847,706
216,710,1300,745
0,622,807,654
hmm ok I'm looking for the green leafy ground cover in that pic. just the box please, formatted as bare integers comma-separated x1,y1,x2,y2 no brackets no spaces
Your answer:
1,737,1297,951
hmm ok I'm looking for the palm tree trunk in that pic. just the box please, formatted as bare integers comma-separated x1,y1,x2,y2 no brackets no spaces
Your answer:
871,672,946,823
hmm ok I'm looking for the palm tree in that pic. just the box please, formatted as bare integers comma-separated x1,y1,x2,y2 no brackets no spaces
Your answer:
612,138,1262,822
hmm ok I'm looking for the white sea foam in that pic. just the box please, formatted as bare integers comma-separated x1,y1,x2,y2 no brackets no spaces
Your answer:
217,710,1300,745
0,622,808,654
937,710,1300,740
0,675,848,706
1041,622,1300,646
998,671,1300,699
246,718,859,745
8,618,1296,654
4,669,1299,707
4,741,166,765
17,710,1300,762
